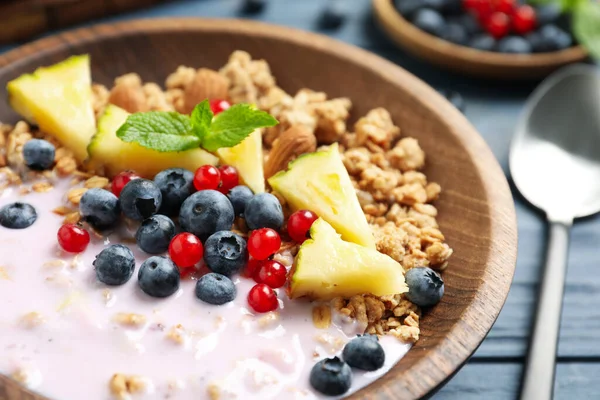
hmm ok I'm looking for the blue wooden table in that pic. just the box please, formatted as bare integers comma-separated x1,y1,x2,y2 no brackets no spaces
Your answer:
3,1,600,398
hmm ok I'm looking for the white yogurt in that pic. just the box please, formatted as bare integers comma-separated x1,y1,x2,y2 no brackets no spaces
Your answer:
0,177,411,399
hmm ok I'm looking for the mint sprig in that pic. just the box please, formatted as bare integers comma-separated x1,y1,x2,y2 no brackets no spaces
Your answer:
116,100,278,153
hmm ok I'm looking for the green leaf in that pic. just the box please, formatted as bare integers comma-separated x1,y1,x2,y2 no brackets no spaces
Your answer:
573,1,600,60
201,103,279,152
190,99,213,139
116,111,201,152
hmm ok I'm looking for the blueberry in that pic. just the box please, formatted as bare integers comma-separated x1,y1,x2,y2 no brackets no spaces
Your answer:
535,4,562,27
468,34,496,51
309,357,352,396
94,244,135,286
0,202,37,229
394,0,423,18
342,334,385,371
135,215,176,254
179,190,234,242
79,188,120,229
195,272,237,305
438,89,466,113
497,36,532,54
526,31,547,53
244,193,284,231
241,0,266,14
441,23,468,45
204,231,248,276
539,24,573,52
154,168,194,217
22,139,55,170
411,9,446,37
119,179,162,221
318,1,346,30
405,266,444,307
138,256,180,298
449,14,481,36
441,0,463,14
422,0,445,12
227,185,254,216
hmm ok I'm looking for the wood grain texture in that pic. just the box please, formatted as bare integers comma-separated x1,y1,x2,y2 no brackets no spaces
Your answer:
372,0,588,80
0,18,517,400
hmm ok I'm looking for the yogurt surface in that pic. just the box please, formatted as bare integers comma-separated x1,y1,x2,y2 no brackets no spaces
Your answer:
0,178,411,400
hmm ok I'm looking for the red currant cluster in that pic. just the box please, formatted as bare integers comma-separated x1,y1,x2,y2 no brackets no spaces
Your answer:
463,0,537,39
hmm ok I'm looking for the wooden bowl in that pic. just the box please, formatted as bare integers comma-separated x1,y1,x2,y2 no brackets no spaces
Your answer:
0,18,517,399
373,0,588,80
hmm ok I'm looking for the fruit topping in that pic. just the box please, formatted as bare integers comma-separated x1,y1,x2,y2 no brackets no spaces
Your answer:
254,260,287,289
119,179,162,221
485,11,510,39
512,5,537,35
135,215,176,254
57,224,90,253
111,170,140,197
217,165,239,194
209,99,231,115
168,232,204,268
88,105,218,178
247,283,279,313
289,218,408,300
247,228,281,261
94,244,135,286
195,272,237,305
287,210,318,243
244,193,284,231
498,35,532,53
22,139,55,171
138,256,180,298
216,129,265,193
226,185,254,216
204,231,248,276
153,168,194,216
179,190,234,242
309,357,352,396
193,165,221,191
242,257,262,279
0,202,37,229
269,143,375,248
342,334,385,371
469,33,497,51
79,188,120,229
7,55,95,163
404,266,445,307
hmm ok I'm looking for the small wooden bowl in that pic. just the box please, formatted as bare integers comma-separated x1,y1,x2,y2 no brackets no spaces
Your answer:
373,0,588,80
0,18,517,399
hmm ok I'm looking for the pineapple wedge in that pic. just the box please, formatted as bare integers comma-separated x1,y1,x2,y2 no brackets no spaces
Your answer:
268,143,375,248
88,105,218,178
217,129,265,193
7,55,95,163
289,218,407,299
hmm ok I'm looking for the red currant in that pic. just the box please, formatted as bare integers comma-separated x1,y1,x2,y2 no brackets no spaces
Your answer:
57,224,90,253
254,260,287,288
242,257,262,278
486,12,511,39
218,165,239,194
111,170,140,197
193,165,221,191
169,233,204,268
512,5,536,34
287,210,318,243
462,0,479,11
210,99,231,115
494,0,516,14
248,283,279,313
247,228,281,260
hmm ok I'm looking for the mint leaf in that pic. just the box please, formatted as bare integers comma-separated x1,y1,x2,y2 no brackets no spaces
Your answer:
190,100,213,139
116,111,201,152
201,104,278,152
573,1,600,60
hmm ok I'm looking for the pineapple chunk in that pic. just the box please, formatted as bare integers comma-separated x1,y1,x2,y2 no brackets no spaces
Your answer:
7,55,95,163
88,105,218,178
289,218,407,299
268,143,375,248
217,129,265,193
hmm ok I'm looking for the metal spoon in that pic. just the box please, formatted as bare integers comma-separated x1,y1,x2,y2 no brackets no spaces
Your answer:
510,64,600,400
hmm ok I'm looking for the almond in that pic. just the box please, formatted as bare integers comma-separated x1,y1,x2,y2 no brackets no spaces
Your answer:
181,69,230,114
264,125,317,180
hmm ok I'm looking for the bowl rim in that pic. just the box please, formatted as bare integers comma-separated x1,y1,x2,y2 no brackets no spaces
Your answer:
373,0,587,78
0,17,518,399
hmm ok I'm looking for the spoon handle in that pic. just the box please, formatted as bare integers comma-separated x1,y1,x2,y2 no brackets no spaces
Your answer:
520,221,572,400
